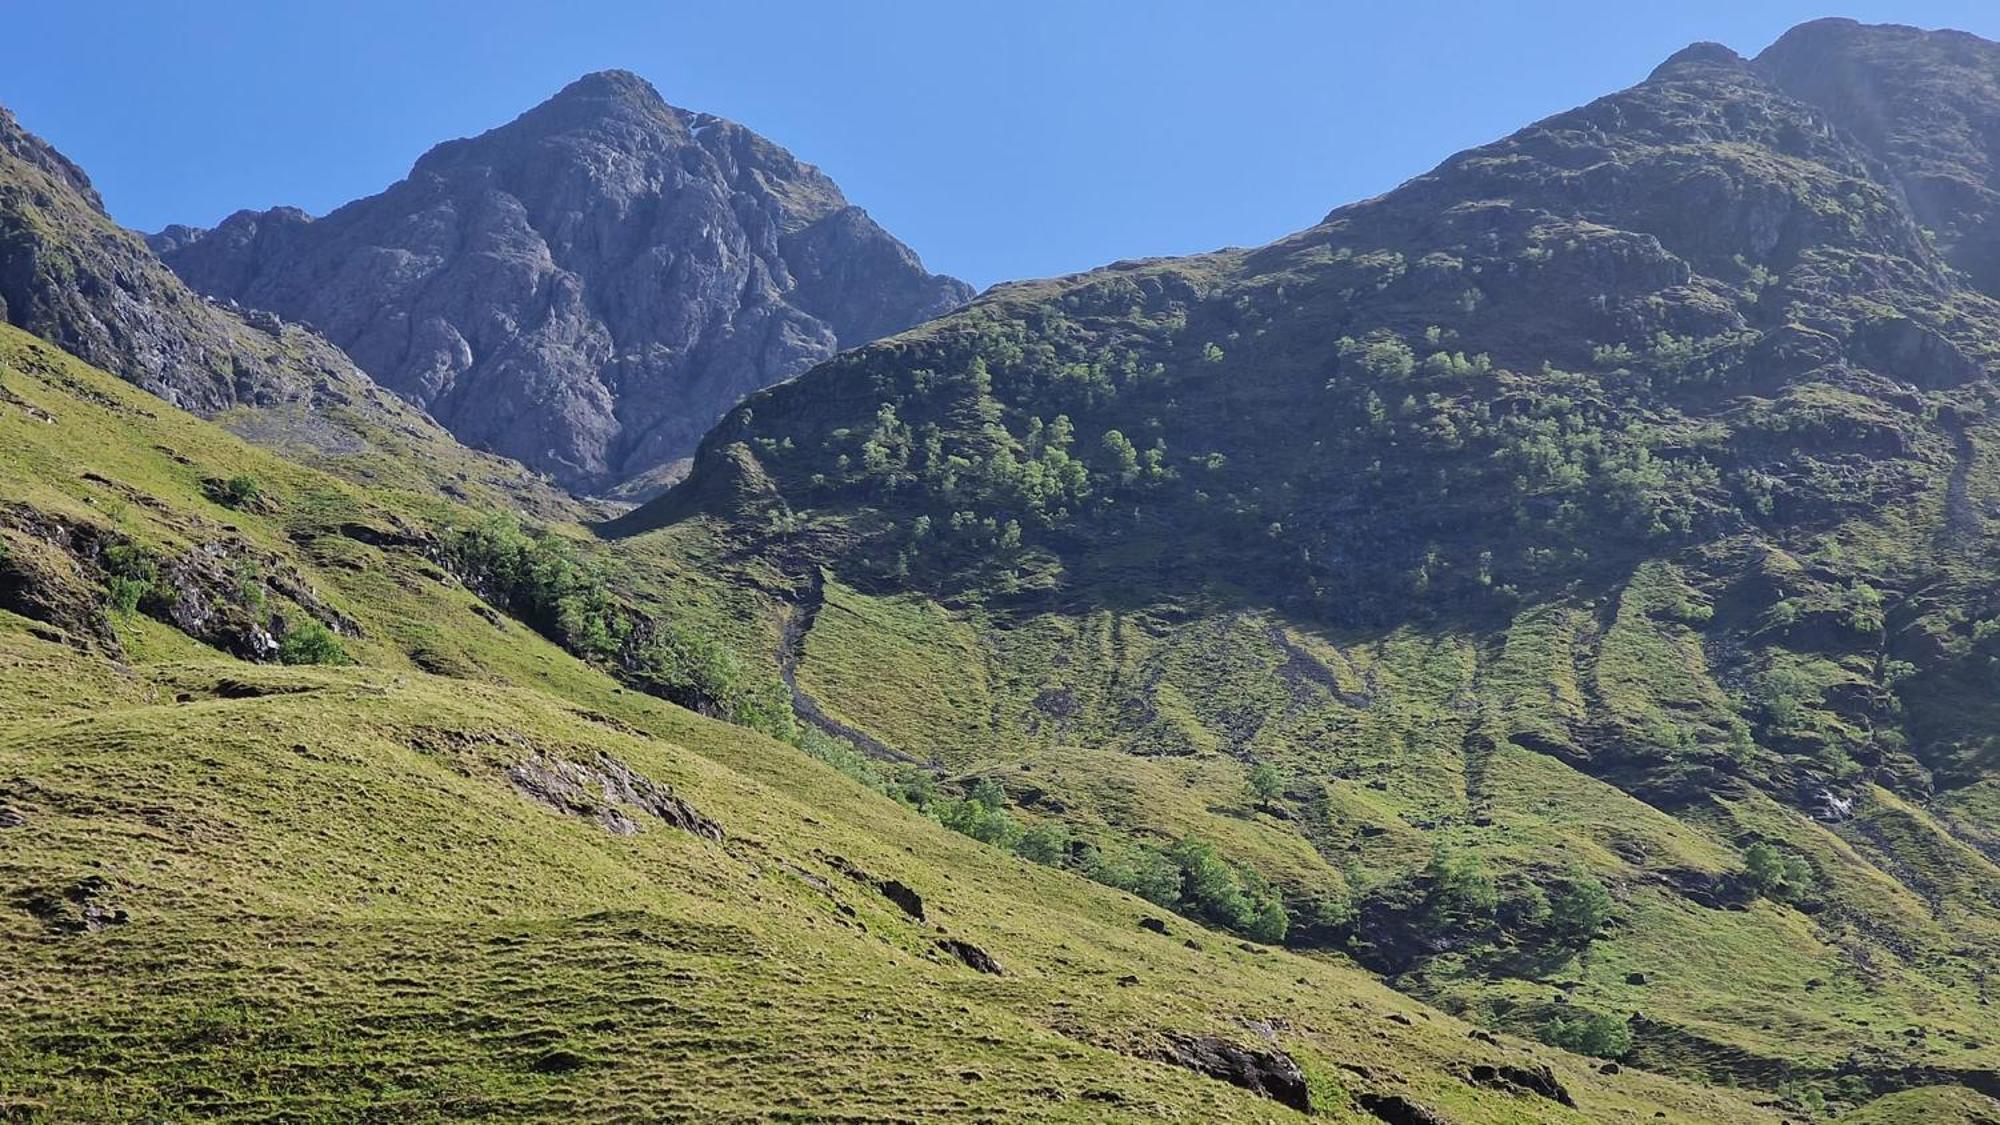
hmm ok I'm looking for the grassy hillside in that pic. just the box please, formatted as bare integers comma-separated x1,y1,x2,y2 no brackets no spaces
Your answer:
618,22,2000,1119
0,330,1805,1123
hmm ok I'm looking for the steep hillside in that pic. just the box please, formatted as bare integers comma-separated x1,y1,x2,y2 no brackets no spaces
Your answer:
0,106,577,520
155,70,971,496
623,20,2000,1114
0,325,1807,1123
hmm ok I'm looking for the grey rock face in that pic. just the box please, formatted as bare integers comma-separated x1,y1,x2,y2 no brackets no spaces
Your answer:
158,71,970,494
0,106,296,414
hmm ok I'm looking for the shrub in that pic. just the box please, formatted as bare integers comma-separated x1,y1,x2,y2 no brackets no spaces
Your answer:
1423,848,1498,931
278,621,347,665
1247,762,1288,807
207,474,264,509
1078,841,1181,906
799,728,897,796
101,543,159,616
934,796,1022,850
967,777,1008,810
1742,843,1815,903
1546,872,1615,947
1542,1010,1633,1058
1169,838,1289,941
106,576,150,616
1015,821,1070,865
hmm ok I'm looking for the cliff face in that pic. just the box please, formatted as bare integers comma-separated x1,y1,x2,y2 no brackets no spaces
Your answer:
0,105,586,518
156,71,970,495
1755,18,2000,294
0,105,313,414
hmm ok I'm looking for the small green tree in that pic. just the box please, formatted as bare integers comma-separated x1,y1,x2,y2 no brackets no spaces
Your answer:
1424,848,1499,931
895,769,939,809
1743,843,1815,903
967,777,1009,810
278,621,347,666
1244,894,1290,944
1246,762,1288,808
1543,1010,1633,1058
1100,430,1141,485
1171,838,1251,928
1546,872,1615,947
1015,821,1070,865
935,797,1022,850
1078,840,1179,905
1360,337,1416,381
101,543,159,615
1237,864,1290,944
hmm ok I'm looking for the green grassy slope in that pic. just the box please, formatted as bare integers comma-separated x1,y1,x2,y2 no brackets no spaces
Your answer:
618,520,2000,1111
0,331,1791,1123
616,23,2000,1118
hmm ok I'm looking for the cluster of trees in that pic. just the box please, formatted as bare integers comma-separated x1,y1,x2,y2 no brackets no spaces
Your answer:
787,744,1296,944
1742,842,1816,904
1301,337,1731,609
1543,1010,1634,1058
440,515,628,660
440,515,796,743
1419,850,1616,950
930,777,1292,942
630,621,798,743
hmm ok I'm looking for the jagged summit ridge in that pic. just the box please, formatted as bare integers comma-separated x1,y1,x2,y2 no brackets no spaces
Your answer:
1646,41,1749,82
156,71,970,495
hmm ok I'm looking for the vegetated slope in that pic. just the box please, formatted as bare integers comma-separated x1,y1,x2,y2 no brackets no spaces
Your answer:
0,326,1803,1122
622,19,2000,1115
0,106,578,521
154,70,971,497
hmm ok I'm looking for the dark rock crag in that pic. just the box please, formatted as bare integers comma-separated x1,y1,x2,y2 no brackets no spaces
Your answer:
1151,1032,1313,1112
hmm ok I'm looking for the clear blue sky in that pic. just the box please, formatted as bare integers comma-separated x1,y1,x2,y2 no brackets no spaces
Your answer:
9,1,2000,290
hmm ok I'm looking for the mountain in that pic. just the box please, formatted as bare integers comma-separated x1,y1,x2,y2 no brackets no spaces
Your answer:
0,317,1802,1122
618,19,2000,1113
154,70,971,496
0,105,581,520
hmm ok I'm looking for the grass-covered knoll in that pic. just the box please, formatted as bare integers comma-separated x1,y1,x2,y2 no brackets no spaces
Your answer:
0,323,1796,1121
1831,1086,2000,1125
620,21,2000,1117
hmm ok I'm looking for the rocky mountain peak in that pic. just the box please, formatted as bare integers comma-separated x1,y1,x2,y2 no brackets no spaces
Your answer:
156,73,970,495
1752,18,2000,294
1645,41,1750,84
550,67,666,106
0,107,102,210
415,68,686,174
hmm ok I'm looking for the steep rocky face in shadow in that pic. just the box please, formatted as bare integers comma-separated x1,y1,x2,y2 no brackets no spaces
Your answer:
0,106,583,519
1755,18,2000,296
0,106,321,414
155,71,970,495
